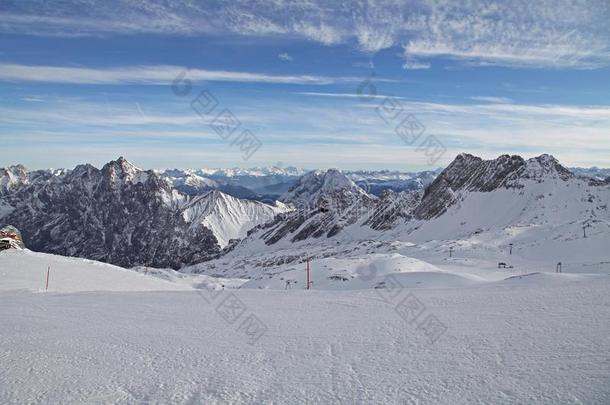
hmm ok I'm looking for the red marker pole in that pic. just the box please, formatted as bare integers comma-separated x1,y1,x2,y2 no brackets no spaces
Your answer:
45,266,50,291
306,256,310,290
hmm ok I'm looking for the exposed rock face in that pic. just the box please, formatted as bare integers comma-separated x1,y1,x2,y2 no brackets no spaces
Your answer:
280,169,370,206
364,190,422,231
249,169,376,245
241,154,580,247
412,153,577,220
0,158,221,269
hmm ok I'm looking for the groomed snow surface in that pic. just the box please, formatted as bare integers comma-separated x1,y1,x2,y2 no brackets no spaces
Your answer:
1,249,609,404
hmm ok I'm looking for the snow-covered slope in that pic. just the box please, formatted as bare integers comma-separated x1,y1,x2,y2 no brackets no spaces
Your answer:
2,250,609,404
182,190,290,248
0,249,190,292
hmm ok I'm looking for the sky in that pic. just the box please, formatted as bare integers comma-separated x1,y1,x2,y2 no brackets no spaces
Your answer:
1,0,609,171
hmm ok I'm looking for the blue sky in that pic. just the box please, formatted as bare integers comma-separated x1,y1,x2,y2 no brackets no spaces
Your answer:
1,1,609,170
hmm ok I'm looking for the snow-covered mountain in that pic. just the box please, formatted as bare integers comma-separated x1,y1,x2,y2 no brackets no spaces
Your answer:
0,165,28,195
162,169,220,195
197,166,307,178
347,169,440,195
188,153,609,281
0,158,218,268
244,170,377,246
363,189,422,231
412,153,574,220
159,166,442,199
0,164,64,195
280,169,371,206
163,166,307,197
0,157,287,268
402,154,610,243
182,190,289,248
3,154,609,275
209,168,425,251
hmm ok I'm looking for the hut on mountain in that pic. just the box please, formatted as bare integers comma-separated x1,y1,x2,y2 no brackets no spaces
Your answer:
0,225,25,250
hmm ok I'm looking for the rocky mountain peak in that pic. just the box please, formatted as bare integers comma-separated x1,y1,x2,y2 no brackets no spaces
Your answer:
281,169,368,206
520,154,573,181
101,156,151,188
66,163,99,180
413,153,573,220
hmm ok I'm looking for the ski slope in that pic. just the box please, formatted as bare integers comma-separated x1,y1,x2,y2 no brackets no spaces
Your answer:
0,250,190,293
1,249,609,404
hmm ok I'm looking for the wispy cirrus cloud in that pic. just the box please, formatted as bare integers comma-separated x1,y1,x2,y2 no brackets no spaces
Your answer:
1,1,608,69
469,96,513,104
278,52,294,62
4,91,609,152
402,59,431,70
0,64,365,85
296,92,407,100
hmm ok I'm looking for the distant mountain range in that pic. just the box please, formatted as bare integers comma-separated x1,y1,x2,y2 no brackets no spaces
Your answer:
569,167,610,181
157,166,443,201
1,157,608,271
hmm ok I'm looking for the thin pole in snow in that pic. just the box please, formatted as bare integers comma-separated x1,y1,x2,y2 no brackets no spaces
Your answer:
509,243,513,255
449,247,453,258
306,256,311,290
45,266,50,291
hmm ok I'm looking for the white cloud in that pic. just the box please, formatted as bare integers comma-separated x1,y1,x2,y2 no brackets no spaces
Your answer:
19,97,45,102
401,1,610,69
0,64,363,85
355,26,395,53
278,52,294,62
469,96,513,104
402,58,431,70
2,1,607,69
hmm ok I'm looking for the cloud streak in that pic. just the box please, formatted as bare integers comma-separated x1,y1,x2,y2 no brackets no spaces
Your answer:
0,64,364,85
